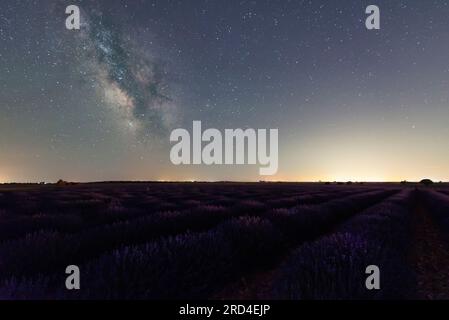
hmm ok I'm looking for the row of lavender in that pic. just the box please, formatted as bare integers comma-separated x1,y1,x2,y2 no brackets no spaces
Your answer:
0,183,360,216
0,188,380,280
273,189,416,299
0,187,395,299
421,189,449,240
0,185,376,243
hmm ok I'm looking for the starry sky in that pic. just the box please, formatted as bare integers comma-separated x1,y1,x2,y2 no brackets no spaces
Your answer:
1,0,449,183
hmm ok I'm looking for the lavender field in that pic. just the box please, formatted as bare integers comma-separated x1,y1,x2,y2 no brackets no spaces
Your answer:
0,182,448,300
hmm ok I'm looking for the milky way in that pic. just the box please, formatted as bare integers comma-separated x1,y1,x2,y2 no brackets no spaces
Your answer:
75,9,178,140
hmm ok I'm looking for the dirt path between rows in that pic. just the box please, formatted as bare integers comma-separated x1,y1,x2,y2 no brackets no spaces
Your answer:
411,194,449,299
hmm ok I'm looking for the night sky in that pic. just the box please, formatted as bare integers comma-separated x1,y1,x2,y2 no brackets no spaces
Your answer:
1,0,449,182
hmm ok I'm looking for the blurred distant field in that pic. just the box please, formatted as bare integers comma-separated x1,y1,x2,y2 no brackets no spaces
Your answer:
0,182,449,300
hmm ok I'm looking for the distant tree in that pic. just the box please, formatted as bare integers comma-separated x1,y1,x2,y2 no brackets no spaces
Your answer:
400,180,408,185
346,181,353,185
420,179,434,186
56,179,75,186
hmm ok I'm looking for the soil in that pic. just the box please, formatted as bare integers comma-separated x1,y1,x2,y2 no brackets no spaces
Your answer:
410,195,449,299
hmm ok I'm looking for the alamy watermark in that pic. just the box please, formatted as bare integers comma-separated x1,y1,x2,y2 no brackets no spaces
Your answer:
365,265,380,290
170,121,279,176
65,265,80,290
65,4,380,31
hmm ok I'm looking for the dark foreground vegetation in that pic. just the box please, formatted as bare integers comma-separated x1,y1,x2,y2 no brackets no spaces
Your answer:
0,182,448,300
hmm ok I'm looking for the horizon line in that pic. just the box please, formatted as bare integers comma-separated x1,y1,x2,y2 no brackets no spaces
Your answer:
1,179,446,185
